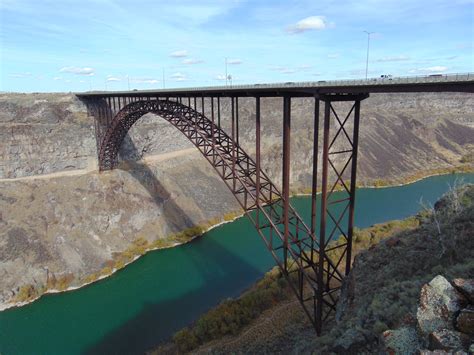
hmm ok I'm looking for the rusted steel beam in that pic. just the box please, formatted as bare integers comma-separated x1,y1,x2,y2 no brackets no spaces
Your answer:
346,99,361,276
317,98,331,334
255,97,261,225
282,96,291,273
311,97,320,260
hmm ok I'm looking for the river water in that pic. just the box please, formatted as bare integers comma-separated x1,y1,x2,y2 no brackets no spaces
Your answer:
1,173,473,354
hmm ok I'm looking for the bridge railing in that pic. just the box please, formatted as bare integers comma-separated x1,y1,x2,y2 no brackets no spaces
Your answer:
176,72,472,91
223,72,473,90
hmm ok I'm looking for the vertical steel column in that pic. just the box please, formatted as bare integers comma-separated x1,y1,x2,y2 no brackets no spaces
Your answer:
211,97,216,163
217,97,221,128
231,97,236,190
346,100,361,276
317,98,331,335
255,97,261,226
282,96,291,272
235,97,240,146
92,101,100,157
193,97,198,135
311,97,320,256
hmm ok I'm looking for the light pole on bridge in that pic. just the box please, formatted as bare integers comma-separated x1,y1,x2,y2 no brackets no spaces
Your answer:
364,30,374,80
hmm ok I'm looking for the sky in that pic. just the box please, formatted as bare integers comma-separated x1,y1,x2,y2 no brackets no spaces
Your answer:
0,0,473,92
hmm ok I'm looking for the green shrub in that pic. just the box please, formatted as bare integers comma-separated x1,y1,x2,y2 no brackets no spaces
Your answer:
171,268,290,352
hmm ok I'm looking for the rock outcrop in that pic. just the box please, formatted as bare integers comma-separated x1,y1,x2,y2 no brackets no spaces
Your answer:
417,275,467,337
381,276,474,354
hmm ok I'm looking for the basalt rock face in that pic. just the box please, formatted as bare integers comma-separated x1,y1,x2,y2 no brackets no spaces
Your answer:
0,94,97,178
0,92,473,309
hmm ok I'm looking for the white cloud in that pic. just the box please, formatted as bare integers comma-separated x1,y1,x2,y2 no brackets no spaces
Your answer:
53,76,62,81
327,53,340,59
376,55,410,62
215,74,226,80
9,72,32,78
410,66,448,74
286,16,328,34
227,59,242,65
182,58,203,65
59,66,95,76
106,76,121,82
170,50,188,58
171,72,187,81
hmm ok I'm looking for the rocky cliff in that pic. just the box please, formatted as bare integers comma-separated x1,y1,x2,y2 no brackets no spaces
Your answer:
0,92,473,309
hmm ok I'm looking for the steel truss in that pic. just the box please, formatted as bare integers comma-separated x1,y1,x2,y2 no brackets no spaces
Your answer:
85,93,368,333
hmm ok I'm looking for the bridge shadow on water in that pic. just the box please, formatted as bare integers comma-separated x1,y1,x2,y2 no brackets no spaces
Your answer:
84,229,263,355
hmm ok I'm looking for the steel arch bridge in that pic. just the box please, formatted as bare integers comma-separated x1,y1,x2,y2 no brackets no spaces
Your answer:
77,74,474,334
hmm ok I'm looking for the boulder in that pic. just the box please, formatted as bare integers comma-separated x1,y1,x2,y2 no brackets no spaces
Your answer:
428,329,471,352
455,306,474,335
381,326,421,355
452,279,474,303
417,275,466,337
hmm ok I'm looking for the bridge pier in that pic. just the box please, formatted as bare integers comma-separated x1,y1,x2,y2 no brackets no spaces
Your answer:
315,93,368,332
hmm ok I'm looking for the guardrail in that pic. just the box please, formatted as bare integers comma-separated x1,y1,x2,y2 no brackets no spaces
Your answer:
214,72,474,90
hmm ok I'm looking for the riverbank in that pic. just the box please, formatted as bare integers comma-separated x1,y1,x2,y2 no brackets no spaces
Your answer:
294,163,474,196
0,208,244,312
2,167,472,313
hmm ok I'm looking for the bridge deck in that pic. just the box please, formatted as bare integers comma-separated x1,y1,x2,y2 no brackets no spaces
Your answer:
76,73,474,97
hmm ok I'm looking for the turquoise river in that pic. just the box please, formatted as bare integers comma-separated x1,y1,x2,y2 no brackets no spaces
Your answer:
1,173,473,354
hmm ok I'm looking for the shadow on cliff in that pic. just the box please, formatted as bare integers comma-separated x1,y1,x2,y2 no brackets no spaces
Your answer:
84,231,268,355
117,134,194,230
